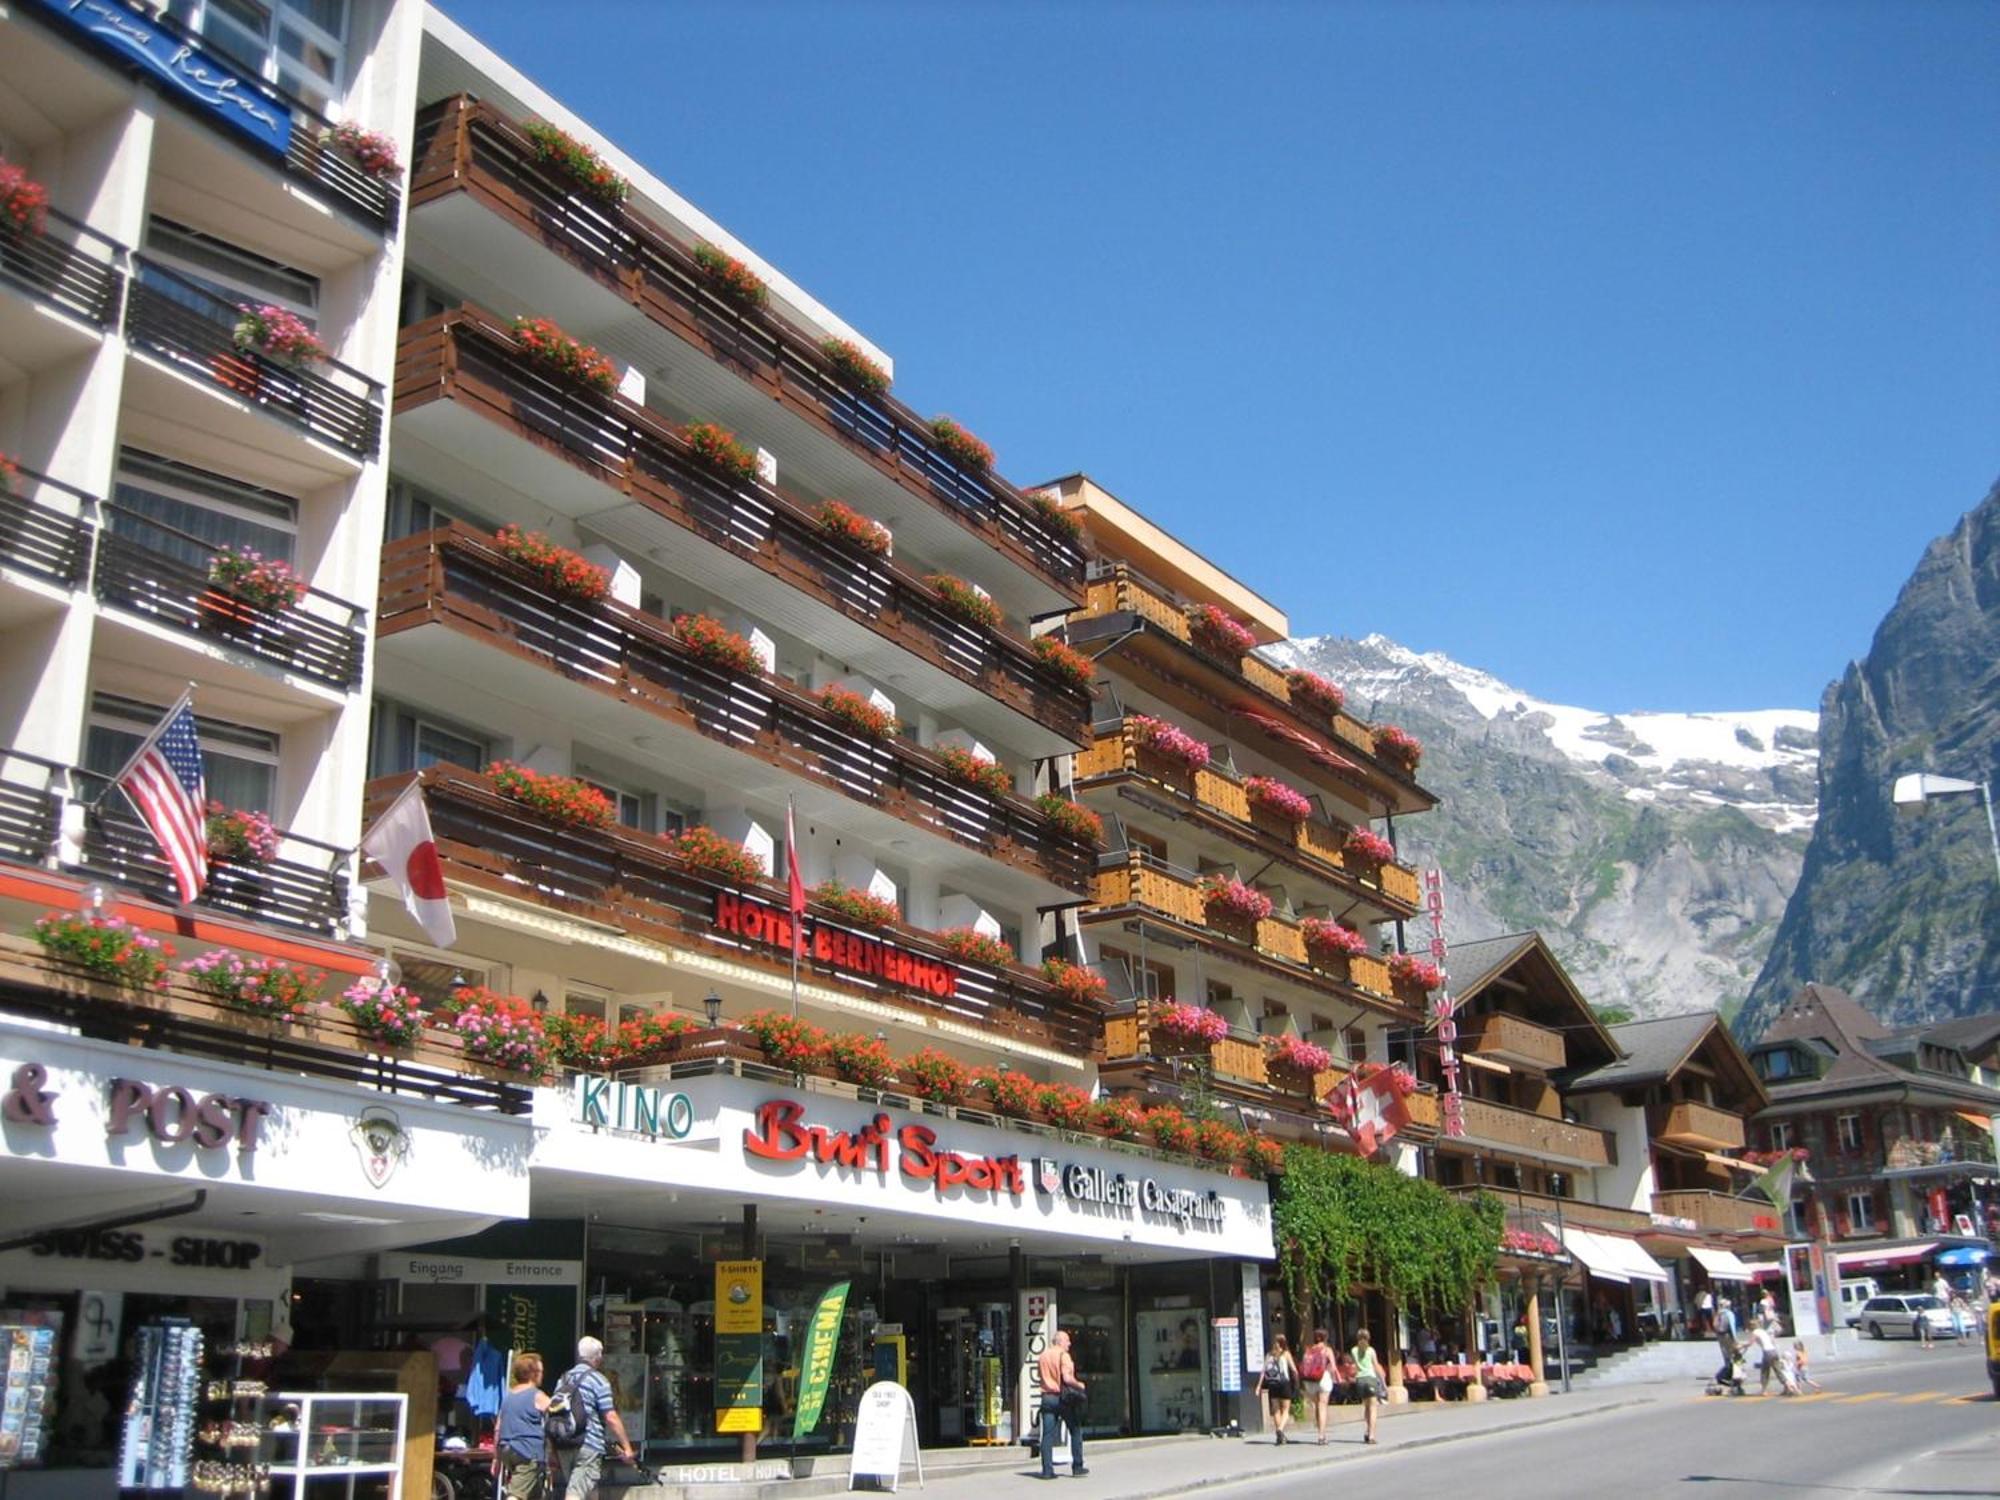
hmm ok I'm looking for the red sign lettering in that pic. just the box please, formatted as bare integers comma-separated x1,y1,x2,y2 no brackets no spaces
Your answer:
743,1099,1022,1200
716,892,957,998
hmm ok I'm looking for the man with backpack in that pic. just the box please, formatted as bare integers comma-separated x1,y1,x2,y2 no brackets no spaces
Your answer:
546,1336,635,1499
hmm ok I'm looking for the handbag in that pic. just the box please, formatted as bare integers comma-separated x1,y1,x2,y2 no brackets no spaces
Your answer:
1060,1380,1087,1420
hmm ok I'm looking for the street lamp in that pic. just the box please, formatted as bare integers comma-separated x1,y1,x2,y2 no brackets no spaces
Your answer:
703,989,723,1028
1891,773,2000,888
1550,1171,1571,1395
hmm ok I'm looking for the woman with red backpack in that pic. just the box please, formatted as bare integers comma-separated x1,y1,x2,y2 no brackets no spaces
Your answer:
1299,1329,1337,1444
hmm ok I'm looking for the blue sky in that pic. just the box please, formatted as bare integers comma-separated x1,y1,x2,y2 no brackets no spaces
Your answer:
453,0,1997,713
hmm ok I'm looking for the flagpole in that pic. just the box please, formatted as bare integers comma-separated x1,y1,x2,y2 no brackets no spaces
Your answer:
789,794,802,1021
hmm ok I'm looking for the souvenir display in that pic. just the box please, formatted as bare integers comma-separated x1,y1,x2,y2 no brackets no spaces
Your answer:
119,1320,204,1490
0,1313,61,1469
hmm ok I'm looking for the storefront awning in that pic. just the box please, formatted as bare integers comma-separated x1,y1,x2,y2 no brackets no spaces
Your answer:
1738,1259,1782,1280
1835,1242,1936,1271
1688,1246,1757,1281
1545,1222,1671,1285
1935,1246,1990,1267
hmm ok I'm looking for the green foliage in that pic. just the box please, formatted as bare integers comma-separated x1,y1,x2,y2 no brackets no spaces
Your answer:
1274,1149,1503,1324
1591,1003,1634,1026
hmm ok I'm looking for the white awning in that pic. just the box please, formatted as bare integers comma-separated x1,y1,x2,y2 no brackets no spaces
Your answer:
1688,1245,1757,1281
1836,1241,1936,1271
1545,1222,1672,1285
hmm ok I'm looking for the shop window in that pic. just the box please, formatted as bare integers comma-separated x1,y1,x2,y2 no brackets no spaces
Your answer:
113,449,298,572
164,0,350,114
1837,1113,1863,1153
86,692,278,813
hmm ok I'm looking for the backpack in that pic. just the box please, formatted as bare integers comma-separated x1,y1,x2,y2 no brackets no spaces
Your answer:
1263,1355,1290,1388
544,1367,588,1449
1299,1348,1328,1381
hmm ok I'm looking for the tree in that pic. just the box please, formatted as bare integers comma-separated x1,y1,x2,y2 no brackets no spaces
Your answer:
1592,1003,1634,1026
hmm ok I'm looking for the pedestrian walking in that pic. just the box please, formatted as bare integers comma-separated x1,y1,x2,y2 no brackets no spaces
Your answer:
1950,1292,1971,1342
1350,1329,1383,1445
1713,1300,1744,1395
1696,1289,1714,1335
1255,1335,1297,1444
1791,1341,1821,1393
1751,1319,1780,1395
1036,1328,1086,1479
493,1352,549,1500
552,1337,635,1500
1918,1298,1936,1350
1298,1329,1336,1445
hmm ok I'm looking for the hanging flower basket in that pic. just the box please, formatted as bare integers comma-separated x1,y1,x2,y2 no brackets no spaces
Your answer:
1202,876,1274,927
1375,724,1423,773
693,241,768,311
489,762,616,828
1243,775,1312,824
929,416,994,473
926,573,1002,630
816,499,891,556
937,927,1014,968
336,978,427,1049
207,546,307,612
444,986,552,1077
811,880,900,930
510,316,617,395
325,122,402,180
740,1010,831,1074
1284,667,1345,717
819,685,900,740
675,613,764,675
232,304,326,364
182,951,321,1024
0,161,50,237
32,911,171,988
1300,917,1369,967
897,1047,970,1104
1041,958,1107,1005
1343,826,1396,867
1150,999,1229,1055
493,525,611,602
1387,953,1444,994
820,338,890,397
937,744,1012,799
683,421,760,485
1129,715,1211,773
205,803,280,865
1034,794,1102,845
522,120,629,205
1188,603,1256,660
1032,635,1093,692
672,825,766,884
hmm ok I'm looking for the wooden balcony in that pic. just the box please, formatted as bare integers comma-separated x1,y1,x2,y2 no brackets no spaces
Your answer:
391,310,1088,751
1456,1096,1615,1168
1076,564,1433,813
1464,1012,1567,1072
1102,999,1351,1099
407,96,1082,605
363,765,1098,1058
1651,1190,1780,1236
1449,1186,1652,1237
1076,721,1421,915
1654,1100,1746,1151
377,525,1095,895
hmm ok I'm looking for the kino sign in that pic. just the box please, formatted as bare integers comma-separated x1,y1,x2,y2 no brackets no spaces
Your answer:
1423,868,1466,1138
573,1075,695,1140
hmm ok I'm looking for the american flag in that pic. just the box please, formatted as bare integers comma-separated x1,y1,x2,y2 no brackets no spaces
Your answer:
117,696,208,904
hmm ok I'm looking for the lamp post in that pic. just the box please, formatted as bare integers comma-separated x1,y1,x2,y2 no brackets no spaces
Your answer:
1891,772,2000,889
1550,1172,1571,1394
703,989,723,1028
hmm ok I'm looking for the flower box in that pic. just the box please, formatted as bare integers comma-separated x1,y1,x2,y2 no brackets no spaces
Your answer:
820,338,890,397
233,304,325,364
1188,604,1255,660
208,546,307,612
1,162,49,238
181,951,322,1024
511,316,617,395
1387,953,1444,994
444,986,552,1077
326,122,402,180
683,421,760,486
826,1030,895,1089
1300,917,1369,967
937,744,1012,799
1034,794,1102,845
1025,492,1081,544
1265,1034,1334,1093
205,804,280,865
694,241,768,312
1344,827,1396,867
925,573,1002,630
1375,724,1423,774
1242,775,1311,824
1040,958,1107,1006
31,911,171,988
1035,1083,1095,1132
522,120,629,205
897,1047,970,1104
811,880,900,930
1284,667,1345,716
490,762,616,828
816,499,890,556
1201,877,1275,926
740,1010,831,1074
337,977,427,1049
1129,715,1211,773
819,685,899,740
937,928,1014,968
672,825,767,884
493,525,610,602
968,1066,1041,1118
1150,999,1229,1055
675,613,764,676
1031,635,1093,692
929,417,994,473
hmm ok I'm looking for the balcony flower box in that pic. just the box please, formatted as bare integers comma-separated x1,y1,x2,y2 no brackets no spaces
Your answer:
1036,1083,1095,1132
337,977,427,1049
1144,1105,1198,1156
819,685,899,741
1344,826,1396,867
1088,1092,1147,1139
494,525,610,603
1300,917,1369,970
1375,724,1423,774
929,416,994,473
1500,1228,1564,1260
926,572,1003,630
1284,667,1345,717
820,337,890,397
811,880,900,930
522,119,629,205
675,612,764,676
30,911,171,988
1243,775,1312,824
694,241,769,312
1041,958,1107,1006
0,162,49,238
489,762,616,829
1188,603,1256,661
670,826,765,884
1130,715,1211,774
1031,635,1094,692
816,499,891,556
1245,1134,1285,1176
969,1066,1041,1118
1150,999,1229,1056
1202,876,1275,930
207,546,307,612
544,1011,614,1072
510,316,617,395
740,1010,831,1075
826,1030,895,1089
897,1047,970,1104
1387,952,1444,995
1026,492,1082,545
205,804,280,865
325,122,402,180
0,454,16,497
1265,1034,1334,1093
1194,1118,1243,1163
612,1011,700,1068
181,951,322,1025
683,421,760,486
443,986,552,1077
1034,794,1102,846
938,928,1014,968
233,304,326,365
937,744,1012,799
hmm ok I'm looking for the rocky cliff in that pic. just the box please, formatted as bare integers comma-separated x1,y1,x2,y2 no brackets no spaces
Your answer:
1737,478,2000,1040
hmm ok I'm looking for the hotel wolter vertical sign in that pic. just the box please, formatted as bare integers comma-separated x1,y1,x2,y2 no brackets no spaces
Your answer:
712,891,958,997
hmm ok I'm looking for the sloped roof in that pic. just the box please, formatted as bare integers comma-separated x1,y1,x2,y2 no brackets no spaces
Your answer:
1755,985,2000,1105
1915,1011,2000,1059
1446,931,1622,1073
1565,1011,1768,1111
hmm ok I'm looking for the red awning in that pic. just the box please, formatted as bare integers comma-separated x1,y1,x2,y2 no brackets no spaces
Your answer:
1227,705,1364,775
1835,1242,1937,1271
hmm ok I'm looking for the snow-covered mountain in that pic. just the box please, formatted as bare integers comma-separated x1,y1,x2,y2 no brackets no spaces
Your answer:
1272,635,1818,1022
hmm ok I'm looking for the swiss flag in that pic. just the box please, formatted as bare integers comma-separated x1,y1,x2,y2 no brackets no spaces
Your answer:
361,782,456,948
1334,1072,1412,1157
786,799,806,960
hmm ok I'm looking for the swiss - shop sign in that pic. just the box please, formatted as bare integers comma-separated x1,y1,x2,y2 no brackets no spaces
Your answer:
713,892,957,998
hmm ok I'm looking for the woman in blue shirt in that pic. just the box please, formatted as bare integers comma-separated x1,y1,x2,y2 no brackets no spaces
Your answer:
494,1353,550,1499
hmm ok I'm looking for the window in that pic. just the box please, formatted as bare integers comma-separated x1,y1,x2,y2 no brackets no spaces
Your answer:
165,0,350,114
1769,1121,1793,1152
143,217,320,325
1846,1191,1876,1233
386,482,490,542
1788,1195,1810,1239
579,770,655,835
1837,1114,1864,1153
1098,946,1170,1001
565,993,607,1024
1760,1048,1794,1080
369,701,488,778
1341,1026,1367,1064
113,449,299,572
86,692,278,813
391,952,491,1011
1126,827,1168,863
1206,980,1234,1008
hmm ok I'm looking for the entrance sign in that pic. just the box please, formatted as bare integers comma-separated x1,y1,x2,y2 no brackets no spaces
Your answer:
794,1281,851,1439
714,1260,764,1433
1239,1264,1264,1377
847,1381,922,1491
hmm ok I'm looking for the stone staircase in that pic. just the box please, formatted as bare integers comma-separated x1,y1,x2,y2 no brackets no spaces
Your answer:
1564,1339,1724,1390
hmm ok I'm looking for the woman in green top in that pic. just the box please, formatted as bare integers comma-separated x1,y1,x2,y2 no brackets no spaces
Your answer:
1350,1328,1382,1445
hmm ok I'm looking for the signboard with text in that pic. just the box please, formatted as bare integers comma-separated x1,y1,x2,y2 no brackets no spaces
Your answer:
714,1260,764,1433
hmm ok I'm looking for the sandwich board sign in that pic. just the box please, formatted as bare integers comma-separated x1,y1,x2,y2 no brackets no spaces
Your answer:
848,1380,923,1491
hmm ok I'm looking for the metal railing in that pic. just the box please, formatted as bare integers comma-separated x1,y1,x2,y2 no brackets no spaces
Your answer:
0,206,125,328
126,258,383,458
0,463,92,590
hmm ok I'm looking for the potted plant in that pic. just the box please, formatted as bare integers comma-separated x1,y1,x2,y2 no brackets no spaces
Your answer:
1242,775,1312,825
1388,953,1444,995
181,950,321,1024
1194,1118,1242,1163
811,880,900,930
1284,667,1345,717
233,304,326,364
937,928,1014,967
0,161,49,238
693,241,768,311
1033,794,1102,845
820,338,889,397
207,546,307,612
325,122,402,180
682,421,759,485
1150,999,1229,1055
1088,1093,1147,1139
205,803,280,865
1024,491,1082,545
444,986,552,1077
674,613,764,675
336,976,427,1049
1343,826,1396,867
521,120,629,205
31,911,171,987
544,1011,614,1072
671,826,767,884
937,744,1012,799
1244,1135,1285,1176
1129,715,1211,774
489,762,617,828
897,1047,970,1104
510,316,617,395
740,1009,830,1073
1031,635,1094,692
1374,724,1423,774
929,416,994,473
1035,1083,1094,1132
826,1030,895,1089
925,572,1003,630
1188,603,1256,660
1040,958,1107,1005
1300,917,1369,969
611,1011,698,1067
1201,876,1275,929
819,684,900,741
968,1066,1040,1120
1265,1034,1334,1091
493,525,611,602
1143,1105,1197,1156
816,499,891,556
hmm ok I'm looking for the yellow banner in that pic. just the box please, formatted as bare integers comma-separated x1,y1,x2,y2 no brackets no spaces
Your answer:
716,1260,763,1335
715,1405,762,1433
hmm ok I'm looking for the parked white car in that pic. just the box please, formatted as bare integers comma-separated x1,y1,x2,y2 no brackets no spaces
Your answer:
1857,1293,1955,1340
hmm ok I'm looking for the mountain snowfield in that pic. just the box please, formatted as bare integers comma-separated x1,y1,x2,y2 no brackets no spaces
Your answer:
1267,634,1819,1021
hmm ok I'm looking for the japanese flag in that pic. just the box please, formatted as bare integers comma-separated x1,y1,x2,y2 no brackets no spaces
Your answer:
361,782,456,948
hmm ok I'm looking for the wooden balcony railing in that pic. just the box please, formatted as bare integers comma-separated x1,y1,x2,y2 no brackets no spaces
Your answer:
1456,1096,1615,1168
393,310,1089,745
1654,1100,1746,1151
0,463,93,591
1077,720,1422,912
1080,563,1429,799
1448,1186,1652,1237
1464,1012,1567,1072
1090,849,1406,1010
1652,1190,1779,1235
364,765,1099,1057
1102,998,1353,1099
408,96,1082,599
127,259,383,458
378,526,1094,893
0,203,125,329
